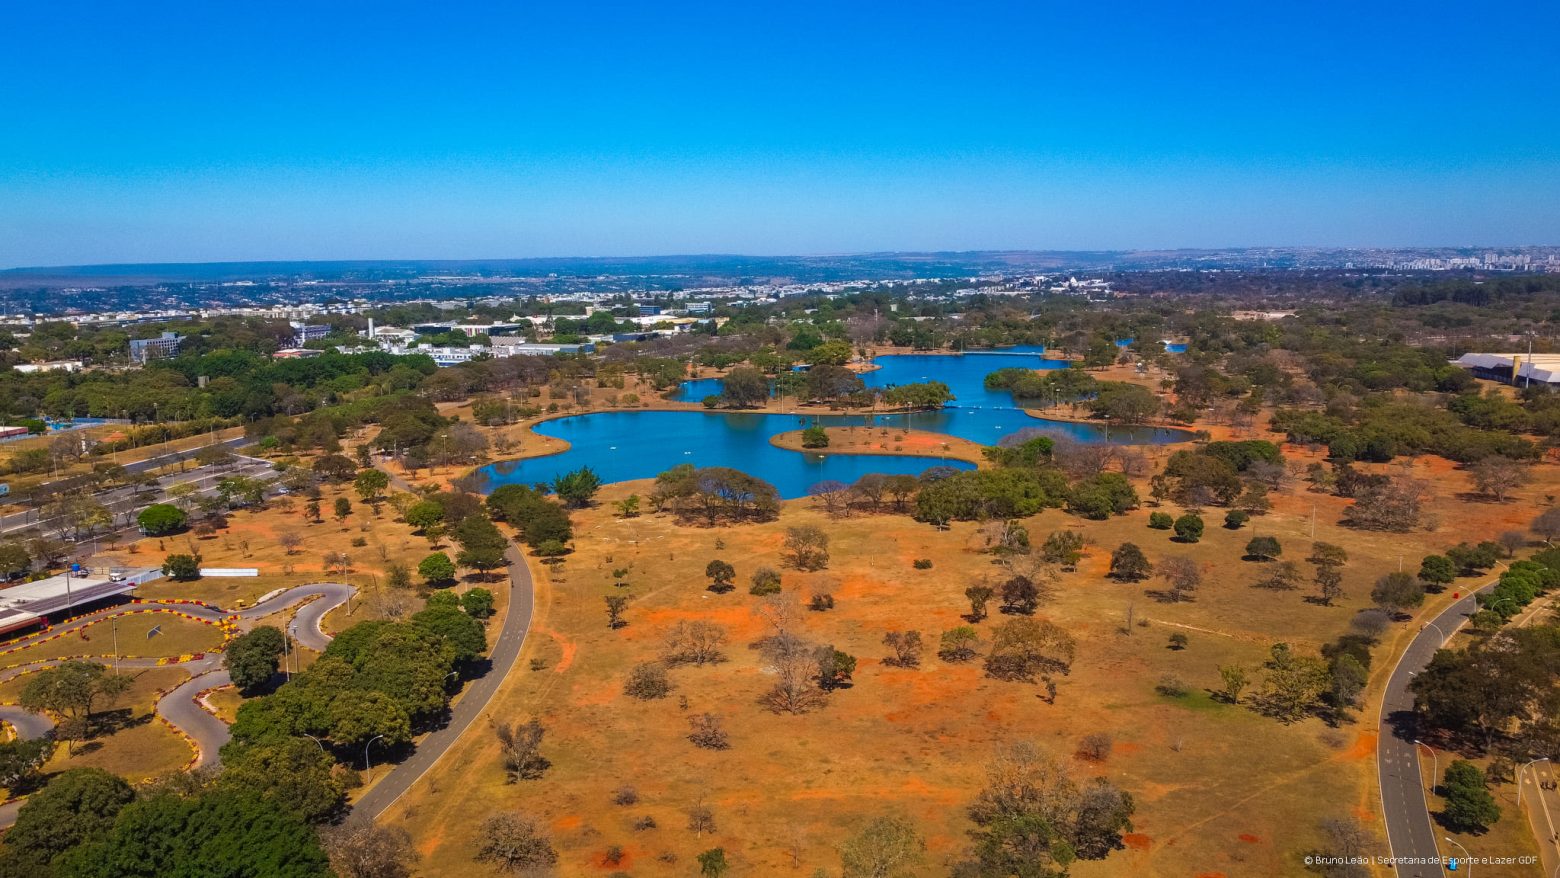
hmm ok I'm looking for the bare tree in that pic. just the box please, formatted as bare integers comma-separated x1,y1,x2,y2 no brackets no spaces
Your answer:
1532,507,1560,544
475,812,558,874
496,719,548,781
783,525,830,570
1469,456,1530,502
664,620,728,666
323,818,417,878
1077,732,1114,762
687,713,730,750
882,630,924,668
1157,556,1201,603
278,531,303,556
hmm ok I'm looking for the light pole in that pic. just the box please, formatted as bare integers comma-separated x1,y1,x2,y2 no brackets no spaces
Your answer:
1520,757,1551,811
302,733,326,753
1414,740,1438,793
363,734,385,780
1444,837,1471,876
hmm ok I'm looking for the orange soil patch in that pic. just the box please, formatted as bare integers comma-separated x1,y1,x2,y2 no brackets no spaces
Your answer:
1345,730,1378,761
1238,833,1261,843
1123,832,1153,851
546,629,577,674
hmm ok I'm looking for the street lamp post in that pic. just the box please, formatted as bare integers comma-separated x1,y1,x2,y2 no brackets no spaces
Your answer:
1444,837,1472,876
363,734,385,780
1414,740,1438,793
1520,757,1552,812
302,733,326,753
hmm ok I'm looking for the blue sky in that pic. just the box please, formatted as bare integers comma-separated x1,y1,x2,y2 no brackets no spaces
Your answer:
2,0,1557,266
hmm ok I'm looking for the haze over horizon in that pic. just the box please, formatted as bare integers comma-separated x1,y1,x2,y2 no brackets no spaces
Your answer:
3,0,1557,268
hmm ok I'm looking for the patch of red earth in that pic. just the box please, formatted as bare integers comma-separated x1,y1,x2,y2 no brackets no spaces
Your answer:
546,628,577,674
1344,730,1377,760
1238,833,1261,844
1122,833,1153,851
553,814,582,832
1195,873,1228,878
1115,741,1142,754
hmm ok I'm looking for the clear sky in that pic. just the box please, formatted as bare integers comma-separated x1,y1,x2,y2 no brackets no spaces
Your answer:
2,0,1557,267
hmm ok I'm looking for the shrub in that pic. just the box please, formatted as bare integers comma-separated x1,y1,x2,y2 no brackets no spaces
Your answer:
1224,510,1250,529
1173,514,1204,543
808,592,835,611
1148,511,1173,530
748,567,782,596
624,662,672,700
912,558,933,570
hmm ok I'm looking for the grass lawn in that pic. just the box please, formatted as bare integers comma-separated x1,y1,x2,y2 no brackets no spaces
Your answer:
1,613,223,665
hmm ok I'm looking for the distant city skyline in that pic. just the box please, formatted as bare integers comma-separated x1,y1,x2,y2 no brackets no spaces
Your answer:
2,0,1558,268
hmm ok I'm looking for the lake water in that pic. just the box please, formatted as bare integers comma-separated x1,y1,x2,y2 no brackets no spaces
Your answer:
475,350,1191,498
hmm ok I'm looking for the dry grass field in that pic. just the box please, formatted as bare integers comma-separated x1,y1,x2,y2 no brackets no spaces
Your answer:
379,441,1556,877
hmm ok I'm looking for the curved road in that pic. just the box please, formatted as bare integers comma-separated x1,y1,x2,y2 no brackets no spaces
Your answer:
1377,584,1492,877
353,544,534,818
0,554,533,826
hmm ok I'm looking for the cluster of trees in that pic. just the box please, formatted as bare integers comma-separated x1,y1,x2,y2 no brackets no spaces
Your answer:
1156,440,1281,510
959,742,1135,876
648,465,781,524
226,602,489,810
0,768,339,877
485,484,573,555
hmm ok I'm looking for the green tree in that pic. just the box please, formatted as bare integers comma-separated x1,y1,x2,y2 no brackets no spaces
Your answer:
705,559,736,593
418,552,456,586
162,552,201,581
965,584,995,621
2,769,134,871
1244,535,1282,561
1148,511,1173,530
136,503,187,536
57,788,333,878
20,661,131,751
412,604,488,664
0,736,53,794
1371,572,1426,615
1418,554,1457,588
1223,509,1249,529
353,468,390,504
403,500,444,534
225,625,286,692
697,847,730,878
801,424,830,448
1441,759,1501,832
333,497,352,524
0,542,31,579
551,467,602,508
1108,543,1152,582
453,515,508,576
220,737,347,824
325,690,413,749
1173,514,1204,543
460,588,495,619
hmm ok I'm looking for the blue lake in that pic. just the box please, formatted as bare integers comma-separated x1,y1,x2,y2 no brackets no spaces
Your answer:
476,351,1191,498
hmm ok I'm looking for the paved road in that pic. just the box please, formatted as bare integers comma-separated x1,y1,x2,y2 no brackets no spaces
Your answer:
353,543,535,819
1378,584,1493,877
0,555,532,828
0,435,255,532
